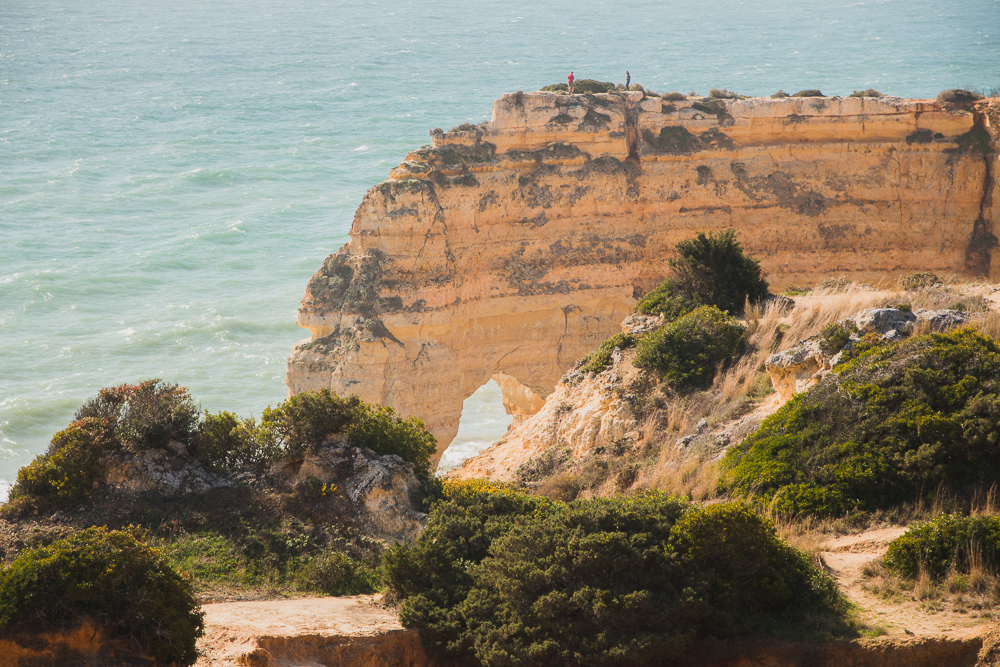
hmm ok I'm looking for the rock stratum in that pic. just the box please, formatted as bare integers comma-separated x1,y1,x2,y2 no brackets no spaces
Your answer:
287,92,1000,457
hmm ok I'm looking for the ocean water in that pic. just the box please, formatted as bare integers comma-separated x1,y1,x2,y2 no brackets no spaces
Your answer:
2,0,999,491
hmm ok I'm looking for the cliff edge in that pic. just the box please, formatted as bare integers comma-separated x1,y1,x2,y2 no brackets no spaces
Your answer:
287,92,1000,458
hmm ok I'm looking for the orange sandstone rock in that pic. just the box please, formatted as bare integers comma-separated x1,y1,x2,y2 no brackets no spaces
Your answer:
287,93,1000,460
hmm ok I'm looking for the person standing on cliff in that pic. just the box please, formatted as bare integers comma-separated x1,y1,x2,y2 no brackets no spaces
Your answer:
625,70,631,89
568,71,575,93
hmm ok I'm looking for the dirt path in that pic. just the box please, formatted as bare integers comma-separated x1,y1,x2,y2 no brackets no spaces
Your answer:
821,528,996,639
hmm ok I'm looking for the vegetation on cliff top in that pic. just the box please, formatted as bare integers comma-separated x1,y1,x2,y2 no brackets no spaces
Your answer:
383,480,849,666
8,381,435,516
720,329,1000,518
2,382,435,604
0,526,204,664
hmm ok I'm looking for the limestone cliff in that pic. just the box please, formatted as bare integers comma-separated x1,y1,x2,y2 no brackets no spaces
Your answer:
287,92,1000,458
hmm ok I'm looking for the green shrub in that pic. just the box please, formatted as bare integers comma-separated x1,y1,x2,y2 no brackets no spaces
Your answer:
541,79,616,94
815,276,852,292
884,514,1000,579
771,90,790,98
8,419,108,508
819,321,856,355
899,272,940,290
709,88,738,99
634,306,745,391
850,89,884,98
636,229,768,320
75,379,200,451
0,527,204,664
792,89,825,97
577,332,637,373
721,329,1000,517
261,388,436,478
661,91,687,101
383,488,845,666
633,277,699,319
937,89,983,105
670,229,769,315
196,411,280,472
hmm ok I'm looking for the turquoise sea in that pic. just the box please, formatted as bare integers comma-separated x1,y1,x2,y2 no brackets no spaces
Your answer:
2,0,999,491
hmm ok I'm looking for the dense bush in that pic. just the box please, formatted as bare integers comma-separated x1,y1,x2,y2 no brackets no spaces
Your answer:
76,379,200,451
937,89,983,105
849,89,884,98
709,88,738,99
577,332,637,374
0,527,204,664
196,411,279,472
792,89,825,97
634,306,745,391
383,482,844,666
819,321,856,355
721,329,1000,517
635,229,768,319
661,91,687,101
884,514,1000,579
541,79,616,94
8,419,109,508
261,388,436,478
669,229,769,315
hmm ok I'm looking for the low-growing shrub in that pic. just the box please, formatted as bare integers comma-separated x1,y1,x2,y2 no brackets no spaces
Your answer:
76,379,200,452
8,419,109,508
721,329,1000,517
634,277,699,319
850,89,884,98
937,89,983,105
814,276,852,292
884,514,1000,579
792,89,825,97
383,487,845,666
577,332,637,373
196,411,279,472
261,388,436,478
541,79,616,94
0,527,204,665
819,321,857,355
710,88,738,99
634,306,745,391
661,91,687,101
899,272,941,290
771,90,790,98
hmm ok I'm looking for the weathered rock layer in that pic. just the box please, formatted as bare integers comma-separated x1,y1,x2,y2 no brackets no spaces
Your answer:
287,92,1000,457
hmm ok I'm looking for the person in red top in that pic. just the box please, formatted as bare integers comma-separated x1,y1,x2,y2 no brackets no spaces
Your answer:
568,71,575,93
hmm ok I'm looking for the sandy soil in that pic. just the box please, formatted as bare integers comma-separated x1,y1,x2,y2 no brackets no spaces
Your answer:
195,595,404,666
821,528,996,639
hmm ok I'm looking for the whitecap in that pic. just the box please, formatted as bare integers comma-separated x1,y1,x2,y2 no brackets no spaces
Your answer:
354,145,370,151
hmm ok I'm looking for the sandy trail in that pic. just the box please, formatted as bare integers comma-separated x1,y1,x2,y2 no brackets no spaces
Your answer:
821,527,996,639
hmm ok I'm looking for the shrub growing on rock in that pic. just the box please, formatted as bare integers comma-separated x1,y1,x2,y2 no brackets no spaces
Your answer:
383,483,845,666
884,513,1000,579
635,229,768,318
541,79,616,94
261,388,436,478
634,306,745,391
937,89,983,105
577,332,638,373
850,89,884,98
661,91,687,101
196,411,279,472
76,379,200,451
792,89,825,97
0,527,204,665
721,329,1000,517
899,272,941,290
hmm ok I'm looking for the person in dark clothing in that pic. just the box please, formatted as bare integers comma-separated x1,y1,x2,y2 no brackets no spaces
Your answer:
625,70,631,88
568,71,575,93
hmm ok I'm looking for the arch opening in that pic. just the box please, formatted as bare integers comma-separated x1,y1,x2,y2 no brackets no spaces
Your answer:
436,378,514,475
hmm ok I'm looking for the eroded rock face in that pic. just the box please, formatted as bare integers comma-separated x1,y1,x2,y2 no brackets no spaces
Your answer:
288,93,1000,459
277,438,426,542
